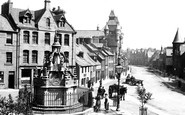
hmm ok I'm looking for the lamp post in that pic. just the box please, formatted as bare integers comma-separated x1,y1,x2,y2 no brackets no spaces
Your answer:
116,62,123,111
115,32,123,111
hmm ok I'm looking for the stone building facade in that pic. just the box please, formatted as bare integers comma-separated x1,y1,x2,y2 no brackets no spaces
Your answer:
0,15,17,89
0,0,76,88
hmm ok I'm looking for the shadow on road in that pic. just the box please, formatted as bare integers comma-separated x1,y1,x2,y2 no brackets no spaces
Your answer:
146,67,185,96
161,81,185,96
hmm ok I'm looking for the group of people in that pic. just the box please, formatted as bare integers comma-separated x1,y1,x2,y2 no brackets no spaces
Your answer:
94,85,109,112
97,86,106,98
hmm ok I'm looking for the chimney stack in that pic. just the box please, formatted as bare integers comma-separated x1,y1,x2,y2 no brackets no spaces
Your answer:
44,0,51,10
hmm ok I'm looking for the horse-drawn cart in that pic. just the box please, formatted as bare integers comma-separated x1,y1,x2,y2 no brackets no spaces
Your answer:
108,84,127,98
125,75,143,86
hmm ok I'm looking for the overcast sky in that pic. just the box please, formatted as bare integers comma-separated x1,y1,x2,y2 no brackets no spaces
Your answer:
0,0,184,50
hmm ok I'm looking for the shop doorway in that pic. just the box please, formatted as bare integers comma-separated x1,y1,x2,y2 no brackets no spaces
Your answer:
21,69,32,85
8,71,15,88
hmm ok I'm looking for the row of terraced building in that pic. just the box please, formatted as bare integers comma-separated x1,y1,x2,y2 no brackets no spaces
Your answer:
0,0,127,89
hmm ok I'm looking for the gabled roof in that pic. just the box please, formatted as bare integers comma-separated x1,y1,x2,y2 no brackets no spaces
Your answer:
35,9,45,23
19,9,32,17
0,15,14,31
173,28,184,44
75,30,104,38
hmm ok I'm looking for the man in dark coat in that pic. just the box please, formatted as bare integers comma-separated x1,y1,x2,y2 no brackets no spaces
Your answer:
120,86,127,101
101,86,106,98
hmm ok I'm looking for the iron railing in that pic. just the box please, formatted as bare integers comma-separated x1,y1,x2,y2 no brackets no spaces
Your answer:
32,90,93,114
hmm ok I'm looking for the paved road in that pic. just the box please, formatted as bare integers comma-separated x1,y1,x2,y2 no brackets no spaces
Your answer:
130,66,185,115
92,66,185,115
92,69,157,115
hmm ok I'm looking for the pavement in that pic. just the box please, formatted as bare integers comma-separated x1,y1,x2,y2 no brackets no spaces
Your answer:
88,74,133,115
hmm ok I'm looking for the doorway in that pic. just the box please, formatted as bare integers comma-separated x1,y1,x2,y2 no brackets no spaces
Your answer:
8,71,15,88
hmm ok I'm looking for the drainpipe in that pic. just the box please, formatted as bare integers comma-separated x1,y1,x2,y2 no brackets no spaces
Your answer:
72,33,74,71
16,28,20,89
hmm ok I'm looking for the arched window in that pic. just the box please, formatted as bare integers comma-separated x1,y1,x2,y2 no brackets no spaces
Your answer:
46,18,50,27
64,34,69,46
32,50,38,63
23,50,29,63
23,31,29,43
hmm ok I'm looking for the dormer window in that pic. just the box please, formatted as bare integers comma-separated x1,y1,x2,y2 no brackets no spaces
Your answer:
58,17,66,27
24,14,31,23
19,9,32,24
46,18,50,27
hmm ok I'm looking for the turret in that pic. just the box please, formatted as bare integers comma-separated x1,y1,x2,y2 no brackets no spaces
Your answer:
173,28,184,56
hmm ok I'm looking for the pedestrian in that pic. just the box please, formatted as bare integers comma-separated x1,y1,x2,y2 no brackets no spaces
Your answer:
120,86,126,101
104,93,109,111
88,80,92,88
94,95,101,112
101,86,106,98
97,86,102,96
108,86,112,98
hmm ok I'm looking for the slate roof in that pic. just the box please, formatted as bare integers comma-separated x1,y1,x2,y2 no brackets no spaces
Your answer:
76,44,100,66
100,50,108,57
9,6,76,33
19,9,32,17
10,8,37,29
86,44,98,51
35,9,45,23
76,56,91,66
103,49,114,56
79,44,100,65
0,15,14,31
96,52,105,60
75,30,104,38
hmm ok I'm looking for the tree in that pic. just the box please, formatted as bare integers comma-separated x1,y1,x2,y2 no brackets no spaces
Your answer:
0,85,32,115
136,86,152,115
